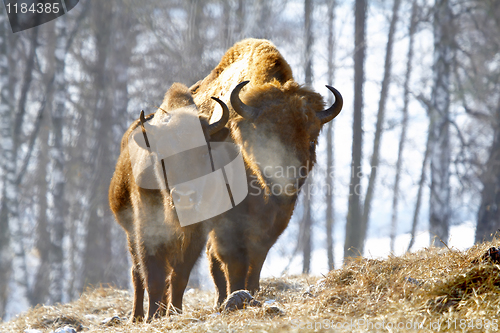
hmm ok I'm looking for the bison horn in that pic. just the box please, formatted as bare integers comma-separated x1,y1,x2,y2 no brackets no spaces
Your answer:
317,85,343,124
139,110,151,148
208,97,230,135
230,81,259,120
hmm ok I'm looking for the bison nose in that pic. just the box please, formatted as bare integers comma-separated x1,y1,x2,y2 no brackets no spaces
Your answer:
171,188,196,209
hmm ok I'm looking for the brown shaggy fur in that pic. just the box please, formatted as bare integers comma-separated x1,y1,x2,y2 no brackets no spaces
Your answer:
109,83,228,321
189,39,342,306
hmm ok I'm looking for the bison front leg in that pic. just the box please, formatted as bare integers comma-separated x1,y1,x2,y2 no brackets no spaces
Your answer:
207,235,249,306
207,241,227,307
142,245,170,321
126,237,146,322
130,264,145,321
168,271,189,314
224,249,249,296
246,251,269,294
169,230,208,313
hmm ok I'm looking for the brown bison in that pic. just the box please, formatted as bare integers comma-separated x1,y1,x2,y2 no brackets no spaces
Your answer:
190,38,343,306
109,83,230,321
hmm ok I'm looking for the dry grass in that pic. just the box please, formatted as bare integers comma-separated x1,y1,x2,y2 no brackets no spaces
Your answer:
2,241,500,332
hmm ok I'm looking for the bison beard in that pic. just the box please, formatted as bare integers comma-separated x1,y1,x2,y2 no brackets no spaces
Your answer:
108,83,230,321
190,38,343,307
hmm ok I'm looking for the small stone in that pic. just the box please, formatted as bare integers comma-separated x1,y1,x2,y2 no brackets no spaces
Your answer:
83,314,97,321
404,277,423,286
55,327,77,333
100,316,122,326
263,305,284,315
221,290,261,312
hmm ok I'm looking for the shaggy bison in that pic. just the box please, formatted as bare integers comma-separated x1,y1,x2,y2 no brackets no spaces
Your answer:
190,38,343,306
109,83,230,321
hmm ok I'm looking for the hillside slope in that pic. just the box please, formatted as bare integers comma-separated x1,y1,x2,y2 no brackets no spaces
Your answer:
2,242,500,332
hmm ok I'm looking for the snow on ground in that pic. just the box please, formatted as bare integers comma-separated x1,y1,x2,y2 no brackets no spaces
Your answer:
260,221,477,279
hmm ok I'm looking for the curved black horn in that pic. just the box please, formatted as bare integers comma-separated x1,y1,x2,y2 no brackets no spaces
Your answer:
139,110,151,148
208,97,230,135
230,81,259,120
317,85,343,124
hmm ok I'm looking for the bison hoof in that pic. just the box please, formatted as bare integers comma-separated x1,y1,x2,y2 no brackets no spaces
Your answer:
128,313,144,323
221,290,261,312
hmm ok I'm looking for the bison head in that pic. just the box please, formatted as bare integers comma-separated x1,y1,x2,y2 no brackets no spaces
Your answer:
128,83,234,225
229,80,343,196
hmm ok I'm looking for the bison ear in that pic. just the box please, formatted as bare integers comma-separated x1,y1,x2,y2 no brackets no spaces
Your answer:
189,79,202,94
209,127,230,142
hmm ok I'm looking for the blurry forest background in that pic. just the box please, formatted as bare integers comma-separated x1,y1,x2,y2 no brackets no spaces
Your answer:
1,0,499,320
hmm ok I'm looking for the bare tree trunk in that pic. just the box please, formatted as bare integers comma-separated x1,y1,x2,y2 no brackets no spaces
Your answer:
26,20,63,306
304,0,313,86
254,0,270,39
301,192,312,274
0,11,13,319
13,27,38,153
390,0,417,252
48,16,68,304
325,0,337,271
81,1,115,289
109,6,138,290
429,0,453,247
8,25,39,310
475,96,500,243
222,0,233,50
408,123,432,251
29,107,51,307
298,176,313,274
325,122,335,270
344,0,366,260
300,0,314,274
361,0,401,247
186,0,205,84
66,80,92,297
235,0,245,40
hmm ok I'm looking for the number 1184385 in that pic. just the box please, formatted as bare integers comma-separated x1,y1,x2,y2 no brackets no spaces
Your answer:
6,1,60,13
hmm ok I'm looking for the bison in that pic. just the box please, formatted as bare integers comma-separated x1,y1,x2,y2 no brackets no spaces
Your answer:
190,38,343,307
109,83,230,321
